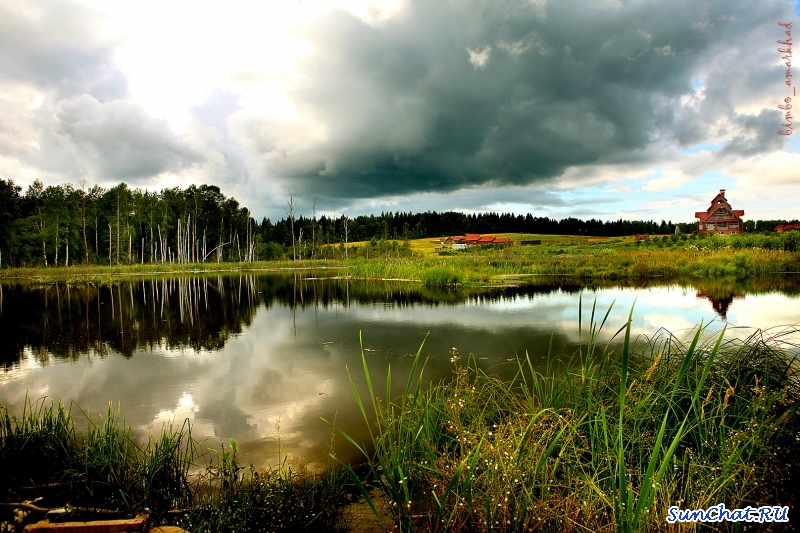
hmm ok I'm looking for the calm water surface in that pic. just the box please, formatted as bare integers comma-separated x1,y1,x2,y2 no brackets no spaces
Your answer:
1,273,799,468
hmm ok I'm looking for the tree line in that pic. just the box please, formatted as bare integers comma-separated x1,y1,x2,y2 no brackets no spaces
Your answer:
0,179,794,267
0,179,258,268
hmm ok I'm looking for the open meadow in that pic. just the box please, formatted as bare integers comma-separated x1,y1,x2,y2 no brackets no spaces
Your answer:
3,231,800,288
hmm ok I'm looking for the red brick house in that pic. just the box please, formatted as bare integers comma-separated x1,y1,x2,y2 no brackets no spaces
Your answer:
695,189,744,235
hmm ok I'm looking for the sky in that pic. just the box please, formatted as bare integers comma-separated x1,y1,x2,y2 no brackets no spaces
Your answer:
1,0,799,222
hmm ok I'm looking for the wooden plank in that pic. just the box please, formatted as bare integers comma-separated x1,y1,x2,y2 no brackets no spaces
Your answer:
23,515,148,533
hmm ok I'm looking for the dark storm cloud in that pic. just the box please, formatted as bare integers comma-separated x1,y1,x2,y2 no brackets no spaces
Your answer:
0,0,127,100
720,109,785,157
54,95,203,182
260,0,794,199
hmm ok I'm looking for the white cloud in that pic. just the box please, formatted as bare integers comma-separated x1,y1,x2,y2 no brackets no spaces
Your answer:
724,151,800,187
467,44,492,68
643,169,692,192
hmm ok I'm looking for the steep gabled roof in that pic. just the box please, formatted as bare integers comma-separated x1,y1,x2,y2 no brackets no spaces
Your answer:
696,189,744,220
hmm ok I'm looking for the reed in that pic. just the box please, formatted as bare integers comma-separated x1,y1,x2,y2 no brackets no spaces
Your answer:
336,305,800,531
342,246,800,285
0,399,349,532
0,398,195,516
0,396,79,496
177,442,349,533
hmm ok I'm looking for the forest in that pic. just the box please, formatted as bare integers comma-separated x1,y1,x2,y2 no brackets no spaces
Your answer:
0,178,792,267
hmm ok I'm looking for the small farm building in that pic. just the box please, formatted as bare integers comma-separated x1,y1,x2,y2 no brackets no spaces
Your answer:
446,234,512,247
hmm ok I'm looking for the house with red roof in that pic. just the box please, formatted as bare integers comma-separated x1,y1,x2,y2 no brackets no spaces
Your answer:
775,223,800,233
445,234,512,248
695,190,744,235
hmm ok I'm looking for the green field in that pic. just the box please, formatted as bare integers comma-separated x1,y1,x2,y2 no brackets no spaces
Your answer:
2,231,799,287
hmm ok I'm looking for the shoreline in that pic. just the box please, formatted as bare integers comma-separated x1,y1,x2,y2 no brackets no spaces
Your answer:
2,249,800,284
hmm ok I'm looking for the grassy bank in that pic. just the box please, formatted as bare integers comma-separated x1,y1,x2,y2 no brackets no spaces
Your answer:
340,312,800,532
4,248,796,289
2,232,800,287
0,400,349,532
0,260,344,284
344,247,800,286
3,311,799,531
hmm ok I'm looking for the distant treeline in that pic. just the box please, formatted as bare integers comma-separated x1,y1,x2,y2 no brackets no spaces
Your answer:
0,179,795,267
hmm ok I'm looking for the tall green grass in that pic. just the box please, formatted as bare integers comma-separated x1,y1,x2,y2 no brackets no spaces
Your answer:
337,306,800,531
0,398,194,515
421,268,463,288
177,441,349,533
0,260,345,284
0,399,349,532
342,247,800,286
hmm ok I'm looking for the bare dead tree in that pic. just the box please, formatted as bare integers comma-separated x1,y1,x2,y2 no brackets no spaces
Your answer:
344,215,349,260
287,194,297,260
80,179,89,264
158,224,164,264
298,227,303,260
311,199,317,260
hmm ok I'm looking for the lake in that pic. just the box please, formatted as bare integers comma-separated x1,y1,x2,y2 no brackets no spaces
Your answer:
2,272,799,469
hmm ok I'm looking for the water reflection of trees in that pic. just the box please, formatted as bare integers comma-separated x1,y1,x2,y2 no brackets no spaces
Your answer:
0,274,580,367
0,275,261,367
2,273,800,367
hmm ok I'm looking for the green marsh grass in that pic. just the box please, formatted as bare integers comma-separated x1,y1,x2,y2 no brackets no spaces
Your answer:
0,398,349,532
337,306,800,532
0,260,345,285
177,443,349,533
0,398,195,516
421,268,463,288
5,233,800,288
342,246,800,286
